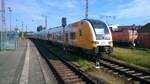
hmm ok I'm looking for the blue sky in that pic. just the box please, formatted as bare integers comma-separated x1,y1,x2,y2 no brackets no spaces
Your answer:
4,0,150,31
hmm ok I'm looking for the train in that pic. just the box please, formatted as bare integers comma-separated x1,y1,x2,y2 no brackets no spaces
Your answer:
29,19,113,59
110,25,138,47
136,23,150,48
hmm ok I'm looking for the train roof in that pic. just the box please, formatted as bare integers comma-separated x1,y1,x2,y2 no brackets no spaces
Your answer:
83,19,105,23
34,19,106,34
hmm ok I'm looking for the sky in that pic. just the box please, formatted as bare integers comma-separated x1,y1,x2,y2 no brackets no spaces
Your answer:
2,0,150,31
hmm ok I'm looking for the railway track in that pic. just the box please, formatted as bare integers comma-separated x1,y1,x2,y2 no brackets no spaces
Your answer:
32,39,150,84
32,40,96,84
66,45,150,83
99,57,150,84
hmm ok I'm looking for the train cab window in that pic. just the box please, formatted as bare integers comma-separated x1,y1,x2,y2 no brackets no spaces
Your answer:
88,19,109,34
70,32,76,40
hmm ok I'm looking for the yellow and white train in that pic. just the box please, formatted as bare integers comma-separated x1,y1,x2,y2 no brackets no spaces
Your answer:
30,19,113,59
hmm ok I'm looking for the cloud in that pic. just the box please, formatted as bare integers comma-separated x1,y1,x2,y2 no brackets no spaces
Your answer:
6,0,44,18
5,0,84,30
5,0,149,31
104,0,150,19
118,0,150,18
36,0,79,11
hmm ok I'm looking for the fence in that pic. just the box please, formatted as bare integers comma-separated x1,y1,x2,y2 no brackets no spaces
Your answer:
0,31,19,51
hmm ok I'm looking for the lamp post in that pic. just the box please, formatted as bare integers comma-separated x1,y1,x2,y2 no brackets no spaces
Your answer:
41,15,47,29
21,21,24,38
8,7,12,31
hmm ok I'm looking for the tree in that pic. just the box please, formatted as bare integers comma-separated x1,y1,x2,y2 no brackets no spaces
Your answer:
37,25,43,32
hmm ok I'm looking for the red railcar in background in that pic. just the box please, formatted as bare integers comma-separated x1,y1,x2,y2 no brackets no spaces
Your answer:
136,33,150,48
137,23,150,48
110,23,150,48
111,26,138,47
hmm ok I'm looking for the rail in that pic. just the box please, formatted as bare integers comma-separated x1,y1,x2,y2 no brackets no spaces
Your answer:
99,57,150,84
32,39,96,84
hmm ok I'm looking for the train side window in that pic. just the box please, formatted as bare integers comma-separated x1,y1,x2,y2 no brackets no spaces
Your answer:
70,32,75,40
79,30,82,36
65,33,68,41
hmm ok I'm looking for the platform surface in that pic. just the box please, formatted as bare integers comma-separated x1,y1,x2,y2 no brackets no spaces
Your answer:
0,39,57,84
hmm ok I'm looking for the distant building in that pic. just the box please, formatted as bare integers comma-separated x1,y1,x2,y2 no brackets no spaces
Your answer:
109,24,119,31
138,23,150,33
119,25,141,30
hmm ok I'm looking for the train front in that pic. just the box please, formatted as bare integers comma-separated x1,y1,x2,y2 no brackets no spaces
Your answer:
88,19,113,57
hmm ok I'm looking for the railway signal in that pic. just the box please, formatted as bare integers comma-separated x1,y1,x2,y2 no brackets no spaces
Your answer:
62,17,67,53
62,17,67,27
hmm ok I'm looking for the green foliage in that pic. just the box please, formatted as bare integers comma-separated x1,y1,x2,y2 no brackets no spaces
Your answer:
64,55,95,71
112,47,150,68
37,25,45,32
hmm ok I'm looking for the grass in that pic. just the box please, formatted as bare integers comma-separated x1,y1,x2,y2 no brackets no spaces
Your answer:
48,45,95,71
48,44,150,69
112,47,150,68
63,55,95,71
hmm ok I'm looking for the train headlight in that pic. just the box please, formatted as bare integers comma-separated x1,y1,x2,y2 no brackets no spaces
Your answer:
109,41,113,47
92,41,99,44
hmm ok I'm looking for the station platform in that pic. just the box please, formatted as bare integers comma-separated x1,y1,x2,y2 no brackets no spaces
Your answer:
0,39,57,84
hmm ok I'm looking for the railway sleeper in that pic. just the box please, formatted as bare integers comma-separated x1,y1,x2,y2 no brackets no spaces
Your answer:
50,60,62,64
58,72,76,76
132,73,143,76
139,76,150,79
64,78,84,84
110,65,119,68
113,72,119,75
53,65,69,68
109,63,116,66
127,78,132,81
60,72,77,77
55,68,71,71
126,70,135,74
115,67,124,69
63,77,84,83
65,81,86,84
101,62,112,66
108,70,113,72
120,68,129,71
63,75,80,80
58,70,74,74
53,66,72,70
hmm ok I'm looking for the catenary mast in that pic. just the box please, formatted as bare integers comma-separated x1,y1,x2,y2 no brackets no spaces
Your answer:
85,0,88,19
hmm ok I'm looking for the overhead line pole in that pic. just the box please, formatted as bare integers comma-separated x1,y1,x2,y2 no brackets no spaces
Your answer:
45,16,47,29
21,21,24,38
85,0,88,19
0,0,2,50
8,7,12,31
1,0,6,50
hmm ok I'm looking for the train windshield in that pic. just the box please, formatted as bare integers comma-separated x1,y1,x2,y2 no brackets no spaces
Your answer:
88,19,109,34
